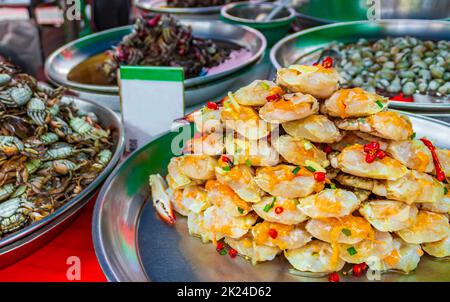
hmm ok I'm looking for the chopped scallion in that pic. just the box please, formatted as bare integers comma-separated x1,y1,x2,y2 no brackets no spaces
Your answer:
347,247,357,256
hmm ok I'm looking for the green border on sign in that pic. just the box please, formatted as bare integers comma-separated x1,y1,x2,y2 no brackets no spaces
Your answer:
120,66,185,82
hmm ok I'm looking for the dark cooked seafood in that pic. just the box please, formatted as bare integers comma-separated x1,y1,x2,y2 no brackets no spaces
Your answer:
102,14,235,83
0,61,113,238
150,59,450,279
324,37,449,97
167,0,245,7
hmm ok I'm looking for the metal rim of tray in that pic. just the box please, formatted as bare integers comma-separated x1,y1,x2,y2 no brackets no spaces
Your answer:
45,21,267,95
0,96,125,250
92,110,450,282
270,19,450,112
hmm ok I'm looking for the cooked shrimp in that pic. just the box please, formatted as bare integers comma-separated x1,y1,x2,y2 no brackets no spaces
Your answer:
224,135,280,167
254,165,324,199
335,173,375,191
271,135,329,167
221,100,271,140
282,114,344,144
396,210,449,244
306,215,374,245
285,240,346,273
224,234,281,264
205,180,252,217
322,88,388,118
252,221,312,250
368,238,422,273
233,80,284,106
421,187,450,214
259,92,319,124
167,188,189,216
330,145,408,180
171,155,217,182
185,132,224,156
193,106,223,134
338,230,394,264
436,148,450,176
252,196,308,225
330,132,367,152
387,140,434,173
188,211,222,243
372,170,445,204
203,206,258,239
359,200,418,232
215,163,263,203
422,228,450,258
335,111,413,141
181,185,209,214
297,189,361,218
276,65,340,99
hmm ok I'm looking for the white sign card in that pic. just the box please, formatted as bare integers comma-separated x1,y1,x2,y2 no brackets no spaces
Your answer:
119,66,185,153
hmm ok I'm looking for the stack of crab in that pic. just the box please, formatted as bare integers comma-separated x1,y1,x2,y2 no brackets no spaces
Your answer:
0,62,113,238
150,58,450,279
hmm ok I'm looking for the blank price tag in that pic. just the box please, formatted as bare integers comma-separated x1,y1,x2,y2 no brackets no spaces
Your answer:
119,66,185,152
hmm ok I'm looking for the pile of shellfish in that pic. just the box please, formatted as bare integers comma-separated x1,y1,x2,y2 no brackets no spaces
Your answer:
102,14,234,83
150,60,450,279
0,61,113,238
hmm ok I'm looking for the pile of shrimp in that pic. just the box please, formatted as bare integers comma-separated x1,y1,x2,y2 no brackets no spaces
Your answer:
150,62,450,278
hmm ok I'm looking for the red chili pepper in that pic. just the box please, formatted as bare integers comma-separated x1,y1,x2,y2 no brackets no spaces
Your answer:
322,57,334,69
360,263,368,270
420,138,446,181
352,264,364,277
364,141,380,153
328,272,340,282
216,242,224,252
365,153,376,163
312,62,319,66
266,94,281,102
323,145,333,154
268,228,278,239
390,92,414,103
274,206,284,215
206,101,218,110
229,248,238,258
148,14,161,27
314,172,326,182
221,155,234,167
376,149,386,159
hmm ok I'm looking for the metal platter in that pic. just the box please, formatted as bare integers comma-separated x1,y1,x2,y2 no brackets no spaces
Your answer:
0,97,125,267
93,112,450,282
270,19,450,112
293,0,450,27
45,20,266,108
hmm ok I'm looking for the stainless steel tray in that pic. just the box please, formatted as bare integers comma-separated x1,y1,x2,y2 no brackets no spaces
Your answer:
0,97,125,267
93,112,450,282
45,20,266,95
270,20,450,112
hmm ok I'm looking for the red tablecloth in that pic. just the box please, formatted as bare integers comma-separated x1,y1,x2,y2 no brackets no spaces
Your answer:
0,199,106,282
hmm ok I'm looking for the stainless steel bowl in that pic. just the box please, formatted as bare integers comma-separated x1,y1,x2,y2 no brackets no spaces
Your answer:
293,0,450,26
93,112,450,282
135,0,266,20
45,20,266,109
270,19,450,112
0,96,125,267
